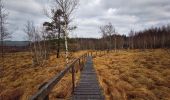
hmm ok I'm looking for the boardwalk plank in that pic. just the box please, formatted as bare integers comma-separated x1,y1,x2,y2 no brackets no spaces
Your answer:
72,56,104,100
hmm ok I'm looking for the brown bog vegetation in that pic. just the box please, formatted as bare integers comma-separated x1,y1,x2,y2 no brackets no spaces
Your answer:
1,49,170,100
93,49,170,100
0,51,86,100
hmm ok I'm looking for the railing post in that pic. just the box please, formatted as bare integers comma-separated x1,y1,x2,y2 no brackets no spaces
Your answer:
85,54,87,63
84,54,86,63
30,52,90,100
79,58,81,66
72,66,75,93
82,55,85,67
79,58,83,71
82,55,84,64
84,55,85,63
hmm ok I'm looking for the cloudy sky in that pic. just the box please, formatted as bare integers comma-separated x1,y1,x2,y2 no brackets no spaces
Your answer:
5,0,170,41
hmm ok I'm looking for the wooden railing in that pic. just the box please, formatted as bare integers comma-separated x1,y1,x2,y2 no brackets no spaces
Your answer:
30,50,108,100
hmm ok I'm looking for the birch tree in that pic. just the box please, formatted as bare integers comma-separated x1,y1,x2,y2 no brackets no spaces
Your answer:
45,0,79,63
55,0,79,63
41,27,49,60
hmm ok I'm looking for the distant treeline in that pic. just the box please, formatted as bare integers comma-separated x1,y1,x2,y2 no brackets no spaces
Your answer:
2,24,170,52
71,25,170,50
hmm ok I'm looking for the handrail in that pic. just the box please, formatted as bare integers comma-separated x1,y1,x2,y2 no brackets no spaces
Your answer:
30,50,108,100
30,52,90,100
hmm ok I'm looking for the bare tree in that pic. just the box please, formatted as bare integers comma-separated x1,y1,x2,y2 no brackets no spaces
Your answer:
24,21,45,66
99,22,116,51
129,29,134,49
0,0,11,73
41,27,49,60
24,21,36,66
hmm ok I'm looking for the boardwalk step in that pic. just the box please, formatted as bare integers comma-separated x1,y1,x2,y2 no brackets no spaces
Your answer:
79,82,98,84
78,82,99,85
75,86,101,89
75,89,101,91
72,56,104,100
74,92,102,95
73,95,104,100
76,86,100,89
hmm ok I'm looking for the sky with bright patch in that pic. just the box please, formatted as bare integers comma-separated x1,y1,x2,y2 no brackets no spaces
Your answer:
5,0,170,40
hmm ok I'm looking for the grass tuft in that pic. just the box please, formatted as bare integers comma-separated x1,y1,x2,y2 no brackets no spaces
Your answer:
94,49,170,100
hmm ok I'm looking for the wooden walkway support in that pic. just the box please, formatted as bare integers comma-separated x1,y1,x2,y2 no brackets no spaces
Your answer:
30,51,107,100
72,56,104,100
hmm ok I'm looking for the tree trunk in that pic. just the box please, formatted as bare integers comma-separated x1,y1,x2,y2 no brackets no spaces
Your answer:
153,36,156,49
29,42,35,67
162,35,165,48
64,25,69,64
57,24,61,58
132,37,134,49
114,36,116,52
109,36,112,51
0,7,4,74
43,38,47,60
33,42,38,66
0,39,4,75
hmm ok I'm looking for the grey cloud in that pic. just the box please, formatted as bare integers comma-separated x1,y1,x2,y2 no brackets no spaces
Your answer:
6,0,43,16
5,0,49,40
4,0,170,40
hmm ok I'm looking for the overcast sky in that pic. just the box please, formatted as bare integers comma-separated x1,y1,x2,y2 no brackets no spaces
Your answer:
5,0,170,41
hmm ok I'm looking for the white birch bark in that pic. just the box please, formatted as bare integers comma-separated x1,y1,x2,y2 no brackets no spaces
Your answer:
63,25,69,64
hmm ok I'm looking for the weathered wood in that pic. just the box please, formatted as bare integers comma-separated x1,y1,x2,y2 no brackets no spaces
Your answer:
72,56,104,100
73,95,104,100
72,65,75,93
38,82,49,100
30,64,73,100
30,53,88,100
30,51,106,100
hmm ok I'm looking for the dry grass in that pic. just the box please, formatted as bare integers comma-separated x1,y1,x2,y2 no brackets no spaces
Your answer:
0,51,87,100
93,49,170,100
1,49,170,100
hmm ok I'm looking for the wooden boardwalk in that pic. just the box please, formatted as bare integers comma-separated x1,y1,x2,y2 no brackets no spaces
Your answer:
72,56,105,100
